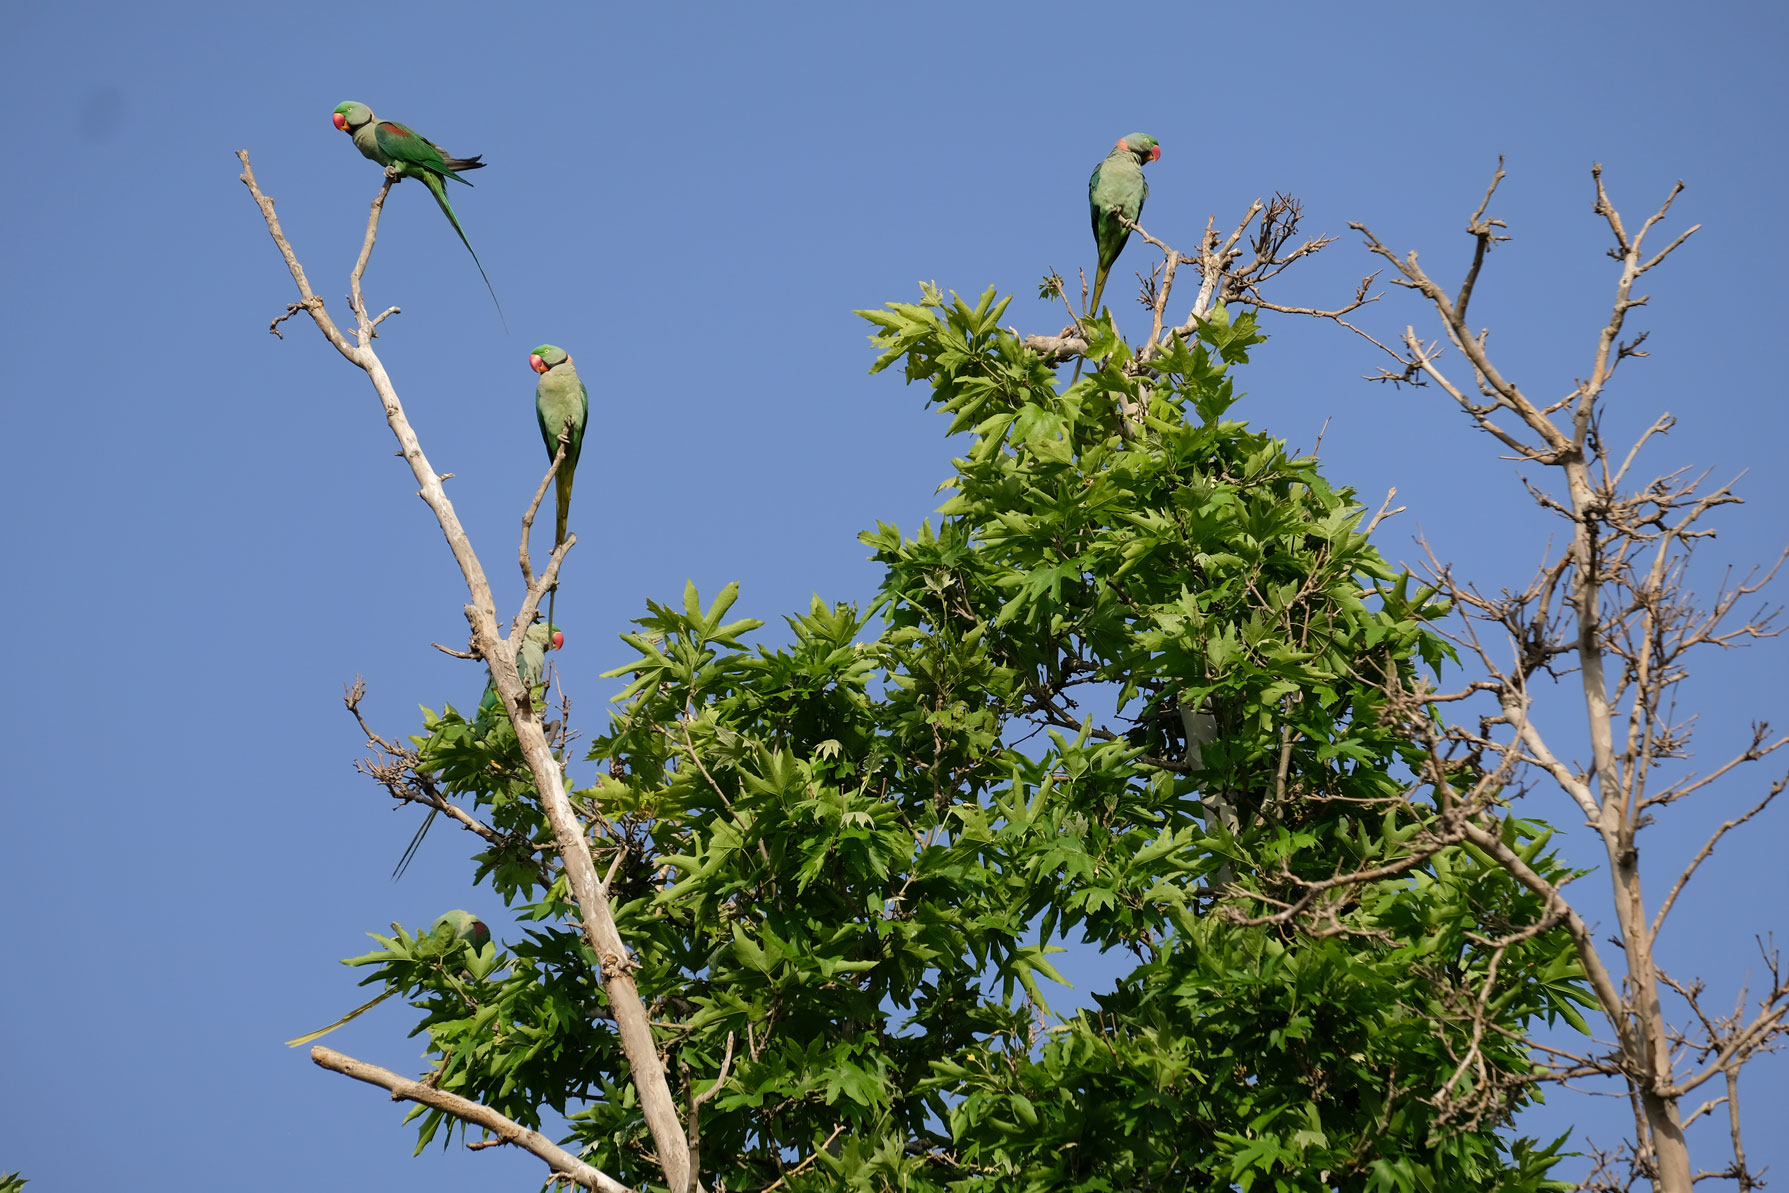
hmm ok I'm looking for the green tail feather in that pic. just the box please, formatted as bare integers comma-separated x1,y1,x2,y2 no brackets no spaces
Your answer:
554,470,574,552
392,806,438,881
286,988,397,1047
1072,263,1115,382
548,470,573,630
421,172,506,331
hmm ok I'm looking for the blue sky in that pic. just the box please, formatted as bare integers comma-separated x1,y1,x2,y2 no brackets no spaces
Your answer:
2,1,1784,1188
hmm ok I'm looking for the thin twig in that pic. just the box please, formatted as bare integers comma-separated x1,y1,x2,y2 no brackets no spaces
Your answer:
522,443,567,590
756,1124,847,1193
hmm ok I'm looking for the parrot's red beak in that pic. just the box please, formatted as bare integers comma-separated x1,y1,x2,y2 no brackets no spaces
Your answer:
332,112,348,132
551,631,564,650
529,354,547,374
1150,145,1162,162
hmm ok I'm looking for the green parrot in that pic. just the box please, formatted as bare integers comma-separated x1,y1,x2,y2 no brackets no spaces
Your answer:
429,909,493,951
285,911,492,1046
392,623,562,880
530,344,589,629
1087,132,1162,315
471,621,562,733
330,101,503,322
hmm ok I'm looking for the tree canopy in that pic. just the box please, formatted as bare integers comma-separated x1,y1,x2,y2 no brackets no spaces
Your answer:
336,292,1587,1192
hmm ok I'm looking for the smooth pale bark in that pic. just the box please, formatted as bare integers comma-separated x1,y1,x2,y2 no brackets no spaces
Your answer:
239,153,696,1193
311,1046,634,1193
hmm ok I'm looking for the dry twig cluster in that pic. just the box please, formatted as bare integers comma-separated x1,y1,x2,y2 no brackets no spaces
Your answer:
1210,161,1786,1193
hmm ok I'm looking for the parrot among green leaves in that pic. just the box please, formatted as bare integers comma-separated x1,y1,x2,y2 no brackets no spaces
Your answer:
392,622,562,880
429,909,492,951
284,911,492,1046
531,344,589,629
1087,132,1161,316
470,621,562,734
330,101,504,324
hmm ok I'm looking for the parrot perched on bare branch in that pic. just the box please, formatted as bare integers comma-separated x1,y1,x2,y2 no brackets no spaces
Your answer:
330,101,503,323
1088,132,1161,315
530,344,588,629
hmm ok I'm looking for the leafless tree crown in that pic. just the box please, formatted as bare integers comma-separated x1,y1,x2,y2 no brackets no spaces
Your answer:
1334,161,1786,1193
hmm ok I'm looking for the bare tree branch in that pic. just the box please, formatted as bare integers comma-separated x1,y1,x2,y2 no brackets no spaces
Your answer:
239,150,698,1193
521,442,567,591
1652,777,1787,938
1022,193,1368,369
1352,161,1778,1193
310,1045,634,1193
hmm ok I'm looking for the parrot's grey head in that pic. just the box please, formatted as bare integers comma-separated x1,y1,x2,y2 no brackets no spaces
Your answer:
1117,133,1161,164
529,344,572,374
332,101,375,134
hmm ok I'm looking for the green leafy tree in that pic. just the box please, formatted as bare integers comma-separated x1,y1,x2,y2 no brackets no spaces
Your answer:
245,157,1588,1192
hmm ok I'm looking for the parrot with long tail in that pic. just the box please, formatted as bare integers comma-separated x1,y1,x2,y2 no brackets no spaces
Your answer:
330,101,504,324
530,344,588,630
285,911,492,1046
1087,132,1161,315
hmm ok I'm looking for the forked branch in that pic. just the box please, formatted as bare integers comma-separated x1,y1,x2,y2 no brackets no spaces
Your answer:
238,150,696,1193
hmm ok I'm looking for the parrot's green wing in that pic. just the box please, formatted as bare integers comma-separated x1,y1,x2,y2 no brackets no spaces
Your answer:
518,622,554,687
475,679,502,725
1085,134,1159,318
1088,163,1142,313
535,380,590,473
372,120,460,180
